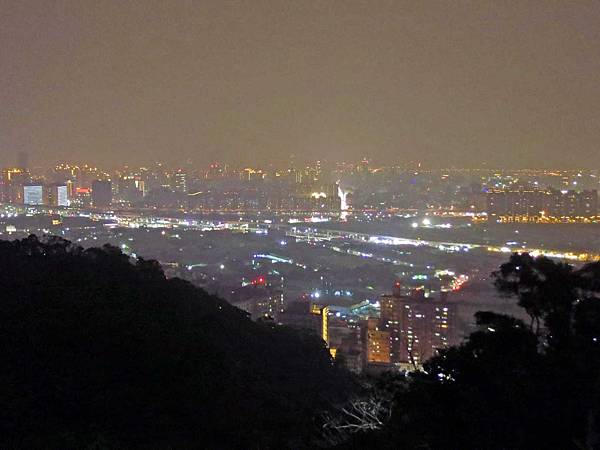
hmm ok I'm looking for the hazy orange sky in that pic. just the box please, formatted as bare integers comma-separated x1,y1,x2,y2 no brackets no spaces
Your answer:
2,0,599,168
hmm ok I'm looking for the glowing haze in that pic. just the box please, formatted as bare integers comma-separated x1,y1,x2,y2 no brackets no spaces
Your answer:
2,1,600,168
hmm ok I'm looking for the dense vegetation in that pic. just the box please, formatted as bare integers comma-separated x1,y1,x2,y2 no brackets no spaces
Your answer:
0,236,352,449
3,236,600,449
345,253,600,449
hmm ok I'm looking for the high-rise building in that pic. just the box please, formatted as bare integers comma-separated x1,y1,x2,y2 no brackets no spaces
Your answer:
23,184,44,205
116,174,146,203
229,282,284,321
487,188,598,221
362,318,391,366
1,168,27,204
47,184,70,207
313,304,330,346
91,180,112,207
547,189,598,217
173,170,188,193
487,188,547,218
296,182,342,212
378,284,457,370
379,282,404,363
279,300,329,345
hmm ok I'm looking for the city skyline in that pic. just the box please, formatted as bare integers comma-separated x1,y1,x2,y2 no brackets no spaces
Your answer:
2,1,600,169
3,2,600,448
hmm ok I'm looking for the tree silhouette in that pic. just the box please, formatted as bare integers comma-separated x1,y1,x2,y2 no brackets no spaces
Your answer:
348,253,600,449
0,235,353,449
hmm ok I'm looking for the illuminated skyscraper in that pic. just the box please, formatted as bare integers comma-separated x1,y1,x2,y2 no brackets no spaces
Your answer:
23,184,44,205
173,170,188,193
48,184,70,207
379,284,457,370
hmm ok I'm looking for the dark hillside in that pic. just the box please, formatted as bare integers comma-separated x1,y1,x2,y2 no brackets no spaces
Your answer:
0,235,351,449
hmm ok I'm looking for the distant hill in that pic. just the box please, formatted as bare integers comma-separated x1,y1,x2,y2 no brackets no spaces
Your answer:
0,235,352,449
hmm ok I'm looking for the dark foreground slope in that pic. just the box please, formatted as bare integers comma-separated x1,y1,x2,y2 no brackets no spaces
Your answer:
339,254,600,450
0,236,352,449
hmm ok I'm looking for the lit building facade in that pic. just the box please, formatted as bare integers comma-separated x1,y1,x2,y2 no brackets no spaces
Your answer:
172,170,188,193
47,184,70,207
362,318,391,366
1,168,27,204
23,185,44,205
487,188,598,221
230,283,284,321
279,300,329,345
373,284,457,370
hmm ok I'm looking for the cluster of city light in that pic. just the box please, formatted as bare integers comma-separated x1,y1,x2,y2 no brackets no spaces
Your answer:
487,246,594,261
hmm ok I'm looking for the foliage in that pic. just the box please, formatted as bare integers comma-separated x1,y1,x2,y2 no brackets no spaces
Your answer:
348,253,600,449
320,372,406,447
0,235,353,449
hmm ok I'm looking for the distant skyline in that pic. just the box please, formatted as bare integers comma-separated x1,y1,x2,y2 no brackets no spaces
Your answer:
2,1,600,169
5,157,600,172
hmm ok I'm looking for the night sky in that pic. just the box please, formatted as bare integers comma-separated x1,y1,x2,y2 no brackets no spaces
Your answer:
2,1,599,168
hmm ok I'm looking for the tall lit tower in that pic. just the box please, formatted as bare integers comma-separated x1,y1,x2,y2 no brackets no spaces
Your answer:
173,170,188,193
337,183,349,211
